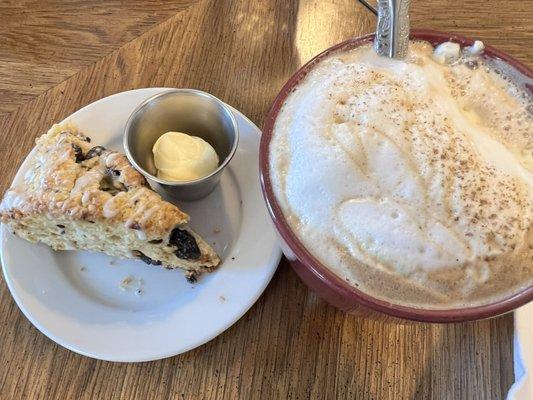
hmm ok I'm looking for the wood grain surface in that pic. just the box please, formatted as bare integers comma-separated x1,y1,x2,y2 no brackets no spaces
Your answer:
0,1,530,399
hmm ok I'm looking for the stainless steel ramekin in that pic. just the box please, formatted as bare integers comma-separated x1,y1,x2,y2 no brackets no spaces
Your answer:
124,89,239,200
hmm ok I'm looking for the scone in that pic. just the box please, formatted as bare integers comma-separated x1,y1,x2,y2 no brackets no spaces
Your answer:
0,123,220,281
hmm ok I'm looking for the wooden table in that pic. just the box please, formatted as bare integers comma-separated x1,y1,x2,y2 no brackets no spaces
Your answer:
0,1,530,398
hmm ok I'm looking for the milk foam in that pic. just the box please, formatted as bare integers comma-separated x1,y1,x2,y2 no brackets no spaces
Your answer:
270,41,533,309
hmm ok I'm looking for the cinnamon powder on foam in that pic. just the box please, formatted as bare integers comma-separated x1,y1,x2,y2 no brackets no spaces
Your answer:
269,41,532,309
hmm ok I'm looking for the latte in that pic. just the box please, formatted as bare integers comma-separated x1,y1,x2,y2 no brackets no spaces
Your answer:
269,40,532,309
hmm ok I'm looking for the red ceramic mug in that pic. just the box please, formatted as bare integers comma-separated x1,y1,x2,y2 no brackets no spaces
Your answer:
259,29,533,323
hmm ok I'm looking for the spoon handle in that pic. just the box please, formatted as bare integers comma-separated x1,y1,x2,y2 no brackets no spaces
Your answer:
374,0,411,59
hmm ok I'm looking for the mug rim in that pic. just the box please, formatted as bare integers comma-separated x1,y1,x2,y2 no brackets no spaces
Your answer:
259,29,533,323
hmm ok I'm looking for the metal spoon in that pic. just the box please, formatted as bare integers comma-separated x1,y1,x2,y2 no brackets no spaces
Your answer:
372,0,412,59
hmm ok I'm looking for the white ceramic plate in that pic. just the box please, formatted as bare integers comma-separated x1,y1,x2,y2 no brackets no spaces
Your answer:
0,88,281,362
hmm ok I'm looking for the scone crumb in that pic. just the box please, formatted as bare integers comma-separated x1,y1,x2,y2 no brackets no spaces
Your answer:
120,275,145,293
219,295,227,302
213,227,221,234
80,266,86,272
119,275,134,291
185,272,198,283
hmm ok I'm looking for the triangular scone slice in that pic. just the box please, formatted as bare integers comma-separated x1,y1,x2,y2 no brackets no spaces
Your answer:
0,123,220,281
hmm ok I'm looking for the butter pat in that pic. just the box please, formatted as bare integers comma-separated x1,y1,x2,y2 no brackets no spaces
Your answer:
152,132,219,181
